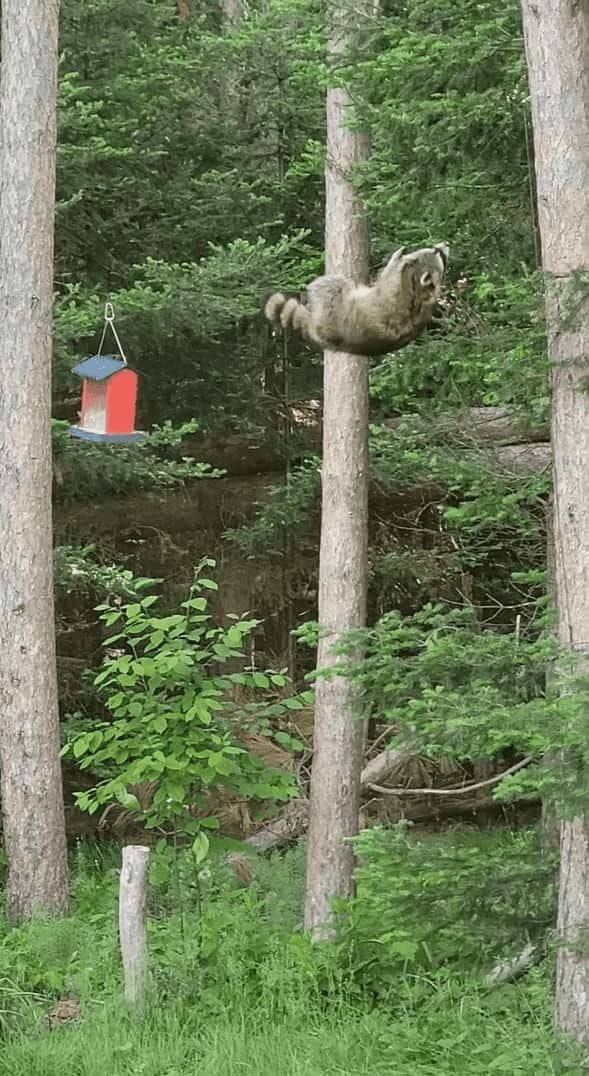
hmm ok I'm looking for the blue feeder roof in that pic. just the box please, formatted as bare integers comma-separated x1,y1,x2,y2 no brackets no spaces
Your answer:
72,355,126,381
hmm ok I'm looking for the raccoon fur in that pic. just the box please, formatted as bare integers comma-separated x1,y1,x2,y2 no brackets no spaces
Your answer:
264,242,449,357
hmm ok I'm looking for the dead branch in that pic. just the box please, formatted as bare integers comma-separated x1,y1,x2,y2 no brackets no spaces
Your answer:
366,754,534,797
483,942,540,986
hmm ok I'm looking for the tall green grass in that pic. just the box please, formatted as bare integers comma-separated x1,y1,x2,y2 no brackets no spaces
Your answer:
1,980,573,1076
0,833,583,1075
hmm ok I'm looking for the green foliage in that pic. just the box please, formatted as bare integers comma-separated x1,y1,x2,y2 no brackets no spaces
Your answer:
54,234,318,430
231,417,548,581
0,838,579,1074
369,274,548,419
63,562,308,833
58,0,324,284
366,418,548,614
55,545,159,600
340,602,552,760
52,419,222,502
315,596,589,820
341,826,555,992
54,0,327,432
352,0,533,275
226,456,320,553
369,423,549,557
53,0,549,441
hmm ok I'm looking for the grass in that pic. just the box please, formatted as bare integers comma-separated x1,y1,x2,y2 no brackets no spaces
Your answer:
0,832,584,1075
0,981,571,1076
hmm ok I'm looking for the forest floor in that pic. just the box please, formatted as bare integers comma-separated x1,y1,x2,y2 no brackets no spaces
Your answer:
0,834,582,1075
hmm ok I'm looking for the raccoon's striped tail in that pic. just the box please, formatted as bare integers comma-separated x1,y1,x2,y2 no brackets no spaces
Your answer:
264,292,311,338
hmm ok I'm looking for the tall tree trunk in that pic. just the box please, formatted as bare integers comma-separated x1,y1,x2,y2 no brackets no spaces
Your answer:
0,0,69,922
521,0,589,1041
304,6,371,938
219,0,245,126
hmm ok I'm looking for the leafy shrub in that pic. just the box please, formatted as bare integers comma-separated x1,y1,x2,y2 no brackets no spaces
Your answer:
53,419,222,503
63,560,311,836
339,825,556,997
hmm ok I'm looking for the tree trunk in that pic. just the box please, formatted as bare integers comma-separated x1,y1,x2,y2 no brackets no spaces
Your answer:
541,495,560,854
521,0,589,1041
0,0,69,921
303,7,372,938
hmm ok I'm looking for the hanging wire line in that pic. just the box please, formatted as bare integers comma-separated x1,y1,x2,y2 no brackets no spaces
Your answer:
97,301,128,365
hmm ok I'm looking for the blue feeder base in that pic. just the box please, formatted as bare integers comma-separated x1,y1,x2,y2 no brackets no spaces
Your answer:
69,426,148,444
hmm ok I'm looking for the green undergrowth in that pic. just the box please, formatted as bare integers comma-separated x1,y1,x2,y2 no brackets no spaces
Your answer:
0,979,574,1076
0,832,583,1075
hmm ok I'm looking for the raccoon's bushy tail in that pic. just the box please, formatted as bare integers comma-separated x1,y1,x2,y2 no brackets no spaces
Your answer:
264,292,311,337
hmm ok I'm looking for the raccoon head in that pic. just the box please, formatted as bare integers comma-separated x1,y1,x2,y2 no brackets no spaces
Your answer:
406,243,449,306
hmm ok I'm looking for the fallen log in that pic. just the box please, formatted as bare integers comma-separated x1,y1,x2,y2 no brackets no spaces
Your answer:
245,788,541,853
245,744,539,853
490,442,551,475
365,754,534,798
385,406,548,446
178,406,551,478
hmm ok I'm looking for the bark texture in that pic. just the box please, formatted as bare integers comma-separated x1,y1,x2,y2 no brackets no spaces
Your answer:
0,0,69,921
303,7,372,938
119,846,151,1008
176,0,191,21
521,0,589,1041
220,0,244,20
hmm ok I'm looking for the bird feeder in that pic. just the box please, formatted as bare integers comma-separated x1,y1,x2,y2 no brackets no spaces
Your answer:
69,303,147,444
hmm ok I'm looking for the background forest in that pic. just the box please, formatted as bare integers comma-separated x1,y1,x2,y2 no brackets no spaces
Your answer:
55,0,548,683
2,0,578,1072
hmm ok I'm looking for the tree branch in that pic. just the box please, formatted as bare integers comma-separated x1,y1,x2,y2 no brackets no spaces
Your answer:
366,754,534,797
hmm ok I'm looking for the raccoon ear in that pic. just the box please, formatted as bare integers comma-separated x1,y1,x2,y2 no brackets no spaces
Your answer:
388,246,407,267
435,242,449,266
420,270,435,288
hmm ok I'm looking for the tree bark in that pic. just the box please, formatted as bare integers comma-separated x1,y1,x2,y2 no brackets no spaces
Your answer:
176,0,191,21
521,0,589,1042
541,495,560,853
0,0,69,921
303,5,373,938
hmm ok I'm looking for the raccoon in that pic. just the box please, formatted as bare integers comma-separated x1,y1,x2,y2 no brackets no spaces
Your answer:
264,242,449,357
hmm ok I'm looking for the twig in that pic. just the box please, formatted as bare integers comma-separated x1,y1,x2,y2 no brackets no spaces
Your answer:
365,725,394,758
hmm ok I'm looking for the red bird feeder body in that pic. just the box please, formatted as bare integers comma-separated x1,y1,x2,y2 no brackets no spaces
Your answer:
69,355,146,443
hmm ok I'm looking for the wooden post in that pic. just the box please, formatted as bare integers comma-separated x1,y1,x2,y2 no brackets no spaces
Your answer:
119,845,150,1008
